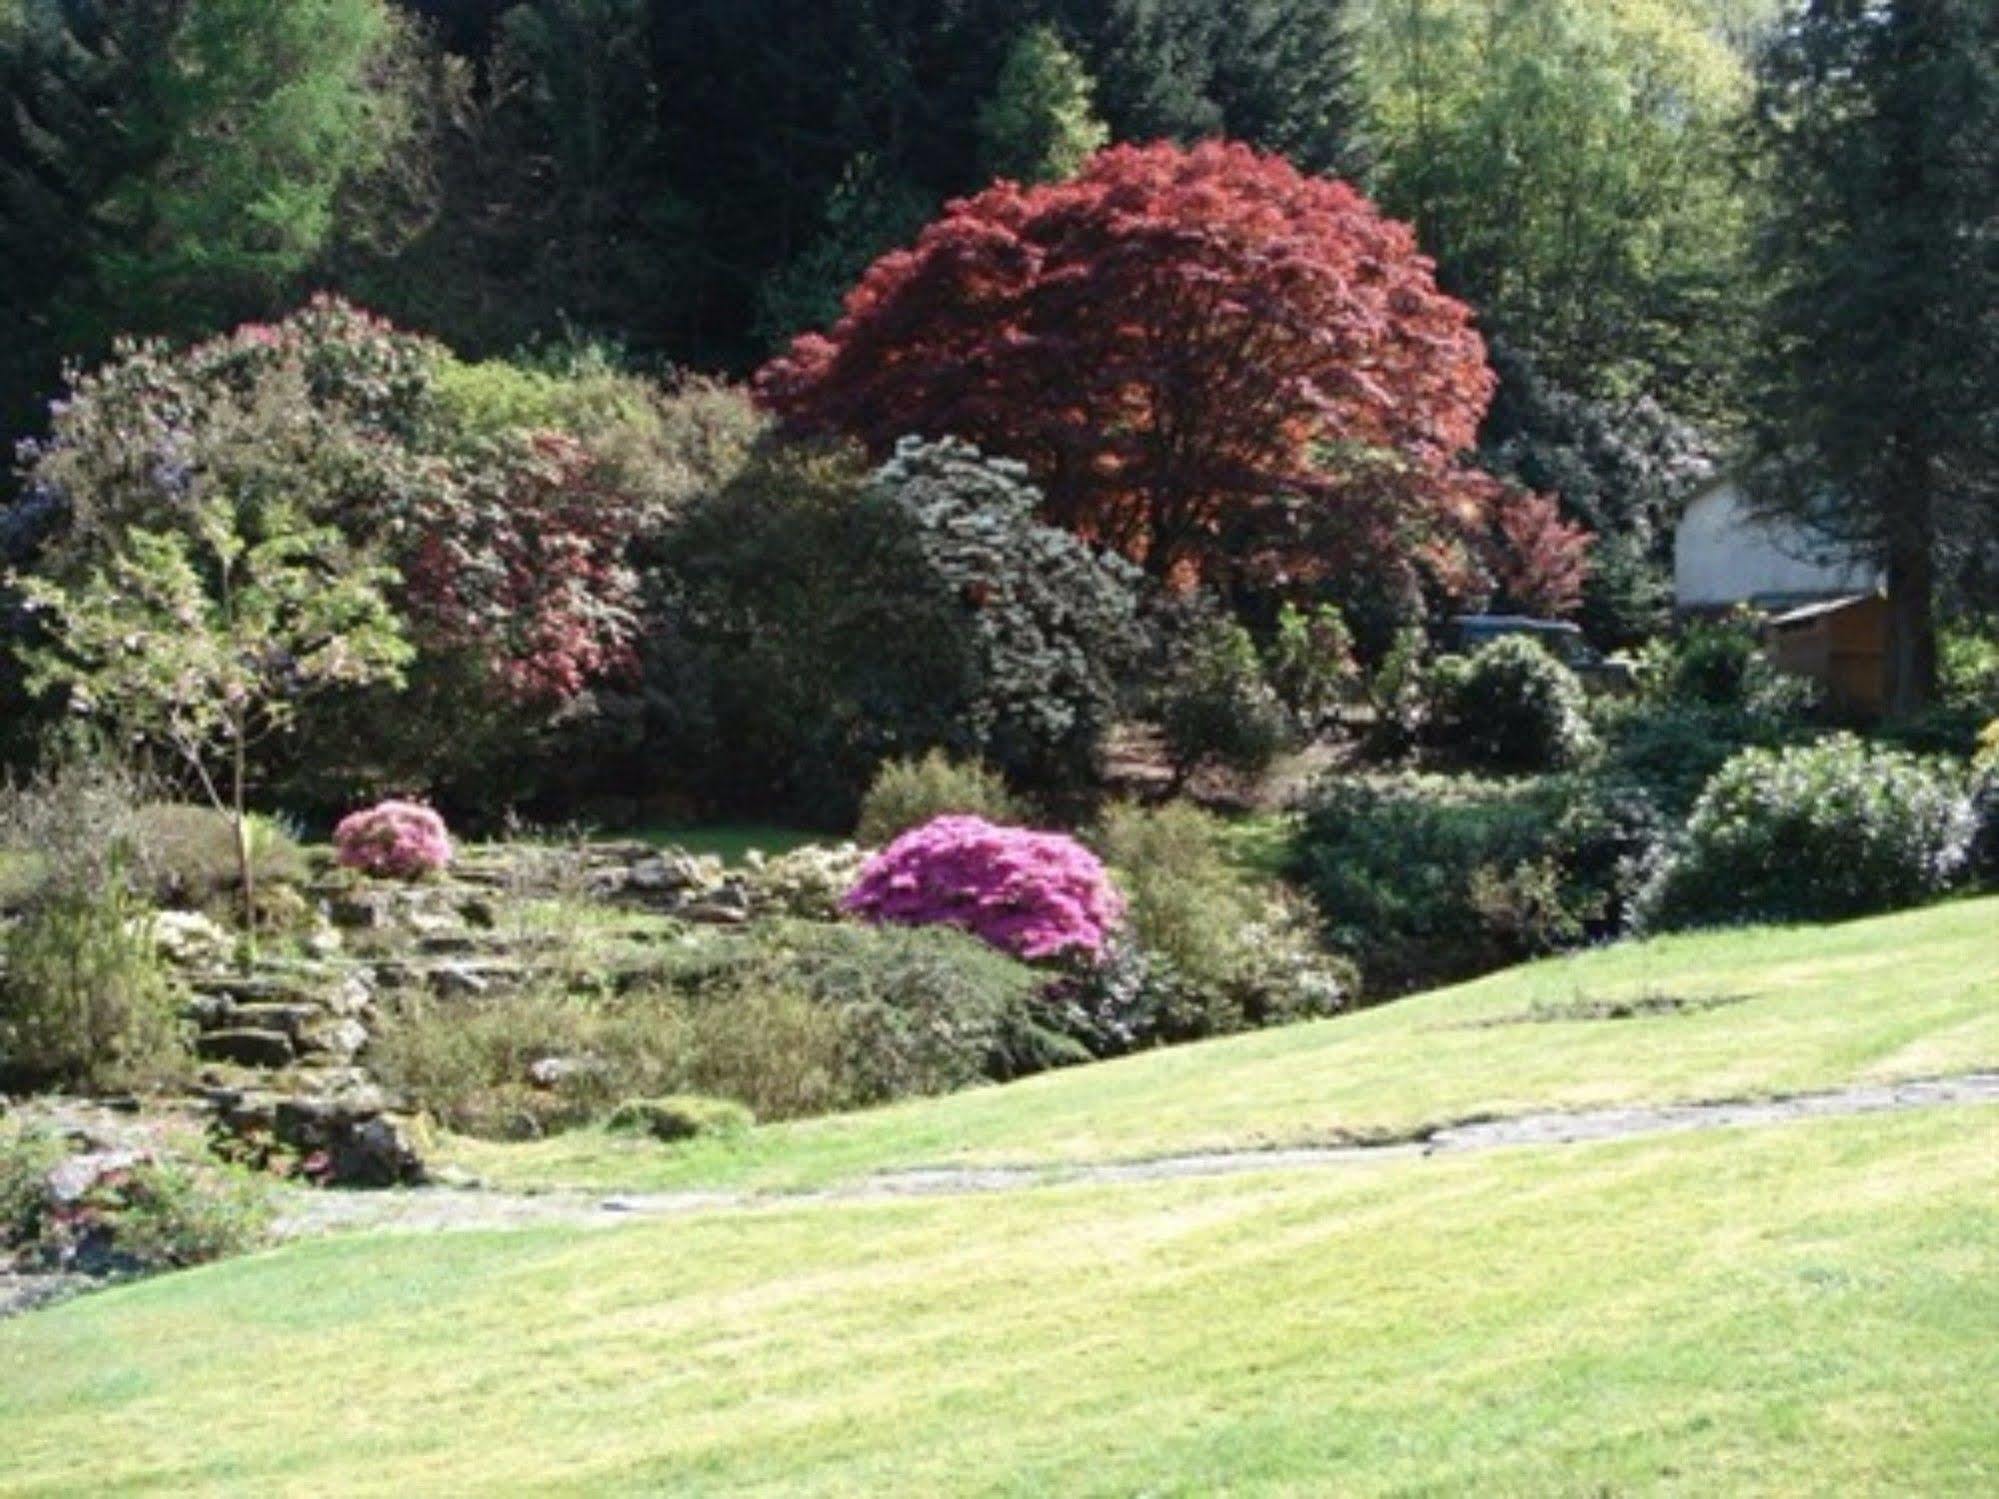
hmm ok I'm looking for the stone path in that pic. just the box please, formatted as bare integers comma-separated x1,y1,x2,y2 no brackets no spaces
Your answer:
275,1071,1999,1239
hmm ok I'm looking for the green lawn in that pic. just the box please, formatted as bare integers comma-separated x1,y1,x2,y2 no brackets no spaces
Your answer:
444,896,1999,1194
633,822,828,864
2,1107,1992,1496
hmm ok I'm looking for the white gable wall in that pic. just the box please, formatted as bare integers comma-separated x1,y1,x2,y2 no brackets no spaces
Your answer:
1674,481,1881,611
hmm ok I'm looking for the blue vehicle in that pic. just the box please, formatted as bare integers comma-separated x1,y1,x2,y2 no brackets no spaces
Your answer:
1442,615,1635,693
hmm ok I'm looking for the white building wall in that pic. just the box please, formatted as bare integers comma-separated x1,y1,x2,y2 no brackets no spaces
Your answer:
1674,481,1881,611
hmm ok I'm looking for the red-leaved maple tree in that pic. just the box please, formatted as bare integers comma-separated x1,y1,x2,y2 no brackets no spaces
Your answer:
758,140,1586,606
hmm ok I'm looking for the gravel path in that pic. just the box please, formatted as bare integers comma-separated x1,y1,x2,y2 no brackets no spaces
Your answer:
274,1071,1999,1239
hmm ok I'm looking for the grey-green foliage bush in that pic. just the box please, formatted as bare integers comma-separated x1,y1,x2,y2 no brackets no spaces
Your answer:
368,988,688,1139
1636,736,1977,932
872,436,1143,790
704,920,1047,1102
1426,636,1597,771
130,803,308,914
1086,802,1350,1047
857,751,1021,847
1155,607,1292,784
0,760,186,1091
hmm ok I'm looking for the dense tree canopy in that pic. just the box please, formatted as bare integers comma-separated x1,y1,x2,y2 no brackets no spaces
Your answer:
760,140,1584,611
0,0,412,438
1358,0,1764,410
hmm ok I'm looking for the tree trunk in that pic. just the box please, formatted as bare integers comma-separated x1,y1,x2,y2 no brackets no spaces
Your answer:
232,728,257,952
1882,498,1937,719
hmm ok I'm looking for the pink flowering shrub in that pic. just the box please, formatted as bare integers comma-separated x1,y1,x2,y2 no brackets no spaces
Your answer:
842,815,1124,962
333,800,454,880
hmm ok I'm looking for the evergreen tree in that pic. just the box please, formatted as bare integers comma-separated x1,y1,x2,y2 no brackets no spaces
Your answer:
0,0,410,449
1746,0,1998,713
976,24,1108,185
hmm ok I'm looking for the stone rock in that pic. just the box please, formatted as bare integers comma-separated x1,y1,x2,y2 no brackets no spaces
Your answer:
680,884,752,925
147,910,233,969
225,1003,318,1040
299,1017,370,1060
44,1149,146,1206
430,963,494,999
333,1116,426,1187
526,1056,589,1089
195,1029,296,1068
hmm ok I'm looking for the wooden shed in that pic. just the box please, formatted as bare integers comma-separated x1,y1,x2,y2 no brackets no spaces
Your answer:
1763,593,1889,717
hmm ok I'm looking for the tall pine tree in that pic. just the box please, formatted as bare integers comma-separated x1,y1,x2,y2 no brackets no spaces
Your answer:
1747,0,1998,712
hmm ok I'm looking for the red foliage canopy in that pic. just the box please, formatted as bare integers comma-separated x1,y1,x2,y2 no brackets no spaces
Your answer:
758,141,1586,606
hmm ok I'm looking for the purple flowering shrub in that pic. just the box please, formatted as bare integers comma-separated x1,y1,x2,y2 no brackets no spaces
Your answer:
333,799,454,880
842,815,1124,962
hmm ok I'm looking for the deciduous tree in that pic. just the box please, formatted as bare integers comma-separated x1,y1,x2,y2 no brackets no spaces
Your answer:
759,140,1583,610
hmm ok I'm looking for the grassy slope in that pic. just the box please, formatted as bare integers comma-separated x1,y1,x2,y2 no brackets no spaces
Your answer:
2,1107,1993,1496
446,897,1999,1193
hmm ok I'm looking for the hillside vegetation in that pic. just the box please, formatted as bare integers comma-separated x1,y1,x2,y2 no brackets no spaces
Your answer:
445,897,1999,1193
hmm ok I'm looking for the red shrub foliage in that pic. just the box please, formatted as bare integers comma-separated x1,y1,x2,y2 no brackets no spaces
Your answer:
404,432,643,706
758,140,1587,606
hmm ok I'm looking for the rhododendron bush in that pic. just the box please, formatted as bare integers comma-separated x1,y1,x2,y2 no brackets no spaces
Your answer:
843,816,1124,962
334,800,454,879
760,140,1588,610
13,297,647,803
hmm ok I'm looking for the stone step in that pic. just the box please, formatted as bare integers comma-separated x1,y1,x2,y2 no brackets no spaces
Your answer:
194,1029,297,1068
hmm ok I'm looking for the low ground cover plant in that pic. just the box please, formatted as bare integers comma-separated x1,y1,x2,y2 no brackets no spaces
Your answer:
606,1095,754,1143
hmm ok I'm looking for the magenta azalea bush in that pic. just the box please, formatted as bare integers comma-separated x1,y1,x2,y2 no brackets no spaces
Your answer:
333,799,454,880
842,815,1124,962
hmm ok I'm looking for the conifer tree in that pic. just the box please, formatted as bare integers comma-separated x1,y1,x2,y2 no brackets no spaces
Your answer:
1746,0,1998,712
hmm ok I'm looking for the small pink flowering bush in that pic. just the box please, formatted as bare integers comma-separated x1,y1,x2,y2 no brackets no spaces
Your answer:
842,815,1124,962
333,800,453,880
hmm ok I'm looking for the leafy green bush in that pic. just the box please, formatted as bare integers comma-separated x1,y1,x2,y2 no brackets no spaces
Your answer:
1155,609,1292,785
606,1095,754,1143
647,436,1141,823
1972,720,1999,882
1425,636,1597,771
1092,801,1350,1041
857,752,1021,846
1594,699,1808,817
1290,772,1660,990
1266,602,1358,735
1636,737,1976,932
430,357,764,521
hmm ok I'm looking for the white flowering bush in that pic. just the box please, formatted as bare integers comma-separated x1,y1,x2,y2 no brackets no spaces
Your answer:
743,842,869,920
1635,735,1976,931
871,436,1143,789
